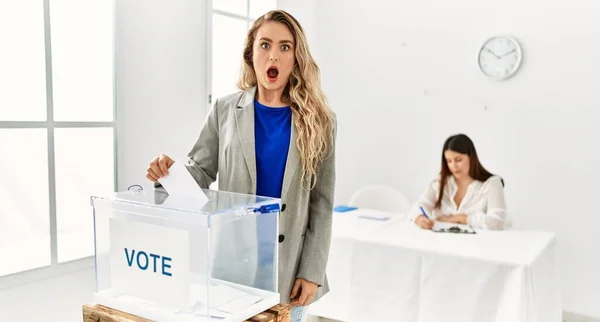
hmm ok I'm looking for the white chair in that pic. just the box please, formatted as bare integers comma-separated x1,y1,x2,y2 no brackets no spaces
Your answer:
348,185,412,214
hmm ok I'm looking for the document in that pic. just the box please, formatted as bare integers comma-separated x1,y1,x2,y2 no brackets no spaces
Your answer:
358,212,391,221
190,283,249,308
186,283,262,316
157,159,208,207
432,221,476,234
216,294,263,314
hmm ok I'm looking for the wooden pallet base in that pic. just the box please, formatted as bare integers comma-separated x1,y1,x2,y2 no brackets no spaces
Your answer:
82,303,291,322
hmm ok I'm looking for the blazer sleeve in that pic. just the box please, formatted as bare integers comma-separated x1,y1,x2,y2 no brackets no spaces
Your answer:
185,98,220,189
296,118,337,286
155,99,220,190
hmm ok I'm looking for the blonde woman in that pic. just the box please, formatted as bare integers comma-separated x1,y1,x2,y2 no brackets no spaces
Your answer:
147,10,336,321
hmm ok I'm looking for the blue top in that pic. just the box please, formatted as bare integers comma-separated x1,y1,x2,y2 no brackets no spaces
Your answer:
254,99,291,271
254,99,292,198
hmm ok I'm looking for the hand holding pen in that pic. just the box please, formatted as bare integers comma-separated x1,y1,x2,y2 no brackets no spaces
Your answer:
416,206,433,230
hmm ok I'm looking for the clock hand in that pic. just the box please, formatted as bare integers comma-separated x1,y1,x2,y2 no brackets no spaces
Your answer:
485,48,500,59
501,49,516,57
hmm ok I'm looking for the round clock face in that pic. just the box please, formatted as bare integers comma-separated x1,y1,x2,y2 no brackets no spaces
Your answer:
478,36,522,80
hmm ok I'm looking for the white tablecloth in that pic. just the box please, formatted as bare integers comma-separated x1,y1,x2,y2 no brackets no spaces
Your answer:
309,209,561,322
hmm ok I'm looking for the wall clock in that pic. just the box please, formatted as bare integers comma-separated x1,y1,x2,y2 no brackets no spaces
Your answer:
478,36,523,80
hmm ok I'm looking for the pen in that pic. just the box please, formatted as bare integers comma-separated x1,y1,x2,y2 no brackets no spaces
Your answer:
419,206,430,220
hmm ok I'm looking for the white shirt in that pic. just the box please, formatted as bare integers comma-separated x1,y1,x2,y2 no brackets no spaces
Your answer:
407,175,508,230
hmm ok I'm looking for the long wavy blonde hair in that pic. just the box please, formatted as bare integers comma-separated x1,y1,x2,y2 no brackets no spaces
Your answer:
237,10,335,189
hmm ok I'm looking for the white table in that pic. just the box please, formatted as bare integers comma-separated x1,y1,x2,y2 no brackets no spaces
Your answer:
309,209,561,322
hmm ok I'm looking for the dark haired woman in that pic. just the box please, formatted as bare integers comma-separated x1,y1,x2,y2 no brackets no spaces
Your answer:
407,134,507,230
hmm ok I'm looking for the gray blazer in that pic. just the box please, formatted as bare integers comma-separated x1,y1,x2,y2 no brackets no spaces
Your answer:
179,86,336,304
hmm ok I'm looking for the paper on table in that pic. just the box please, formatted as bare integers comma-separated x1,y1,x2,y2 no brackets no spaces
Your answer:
432,221,476,234
175,303,231,319
157,159,208,207
358,212,391,221
216,294,263,314
185,283,262,317
190,283,249,308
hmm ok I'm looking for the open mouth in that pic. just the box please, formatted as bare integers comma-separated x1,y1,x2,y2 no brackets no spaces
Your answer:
266,66,279,82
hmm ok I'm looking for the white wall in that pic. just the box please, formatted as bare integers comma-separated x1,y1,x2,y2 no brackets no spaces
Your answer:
310,0,600,318
277,0,319,61
116,0,209,191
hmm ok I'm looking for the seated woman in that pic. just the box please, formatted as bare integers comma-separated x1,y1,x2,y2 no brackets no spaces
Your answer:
407,134,507,230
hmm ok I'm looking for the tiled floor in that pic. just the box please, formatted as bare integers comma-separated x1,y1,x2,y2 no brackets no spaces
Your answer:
307,316,340,322
563,311,600,322
307,312,600,322
2,269,599,322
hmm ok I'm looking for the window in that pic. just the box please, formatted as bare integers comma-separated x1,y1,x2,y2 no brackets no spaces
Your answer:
209,0,277,103
0,0,116,281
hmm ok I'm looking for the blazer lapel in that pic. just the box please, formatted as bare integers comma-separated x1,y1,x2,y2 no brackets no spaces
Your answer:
281,113,300,198
235,85,301,198
235,87,258,193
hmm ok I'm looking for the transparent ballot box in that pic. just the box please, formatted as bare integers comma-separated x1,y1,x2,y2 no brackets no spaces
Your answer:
90,188,280,322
